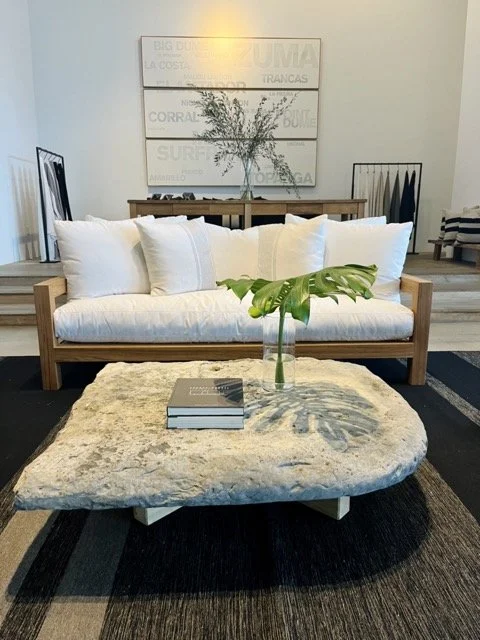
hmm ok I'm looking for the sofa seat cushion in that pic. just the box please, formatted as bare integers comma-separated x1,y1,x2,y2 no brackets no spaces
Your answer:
54,290,414,343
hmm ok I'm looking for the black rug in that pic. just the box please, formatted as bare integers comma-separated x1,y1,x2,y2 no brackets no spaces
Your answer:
0,354,479,639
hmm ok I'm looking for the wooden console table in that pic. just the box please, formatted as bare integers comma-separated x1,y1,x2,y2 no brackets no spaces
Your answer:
128,199,366,227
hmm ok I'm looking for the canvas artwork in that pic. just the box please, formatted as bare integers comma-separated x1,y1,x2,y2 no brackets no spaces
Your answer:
141,37,321,187
36,147,72,262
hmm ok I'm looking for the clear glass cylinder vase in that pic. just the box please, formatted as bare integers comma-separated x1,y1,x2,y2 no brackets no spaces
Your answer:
240,158,254,200
262,313,295,391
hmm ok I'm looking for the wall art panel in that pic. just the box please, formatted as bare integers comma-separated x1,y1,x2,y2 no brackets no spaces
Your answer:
141,37,320,188
142,37,320,89
146,139,317,187
144,89,319,139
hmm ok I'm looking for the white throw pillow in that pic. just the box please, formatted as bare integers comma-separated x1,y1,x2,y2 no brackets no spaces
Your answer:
286,213,386,225
258,216,326,281
323,220,413,302
136,217,216,295
55,217,154,299
85,214,187,223
56,216,188,299
206,224,259,281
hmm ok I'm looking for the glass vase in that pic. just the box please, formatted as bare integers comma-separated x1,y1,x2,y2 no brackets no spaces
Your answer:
240,158,254,200
262,312,295,391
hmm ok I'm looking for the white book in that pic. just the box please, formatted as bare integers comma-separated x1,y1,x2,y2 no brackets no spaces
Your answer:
167,415,244,429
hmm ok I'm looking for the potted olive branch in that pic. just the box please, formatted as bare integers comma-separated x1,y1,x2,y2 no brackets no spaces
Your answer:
218,264,378,388
193,89,300,198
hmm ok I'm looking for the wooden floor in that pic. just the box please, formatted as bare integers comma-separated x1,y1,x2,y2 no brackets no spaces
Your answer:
404,252,480,275
0,255,479,355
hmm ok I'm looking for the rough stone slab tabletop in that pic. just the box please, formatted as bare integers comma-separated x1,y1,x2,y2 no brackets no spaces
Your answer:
14,358,427,510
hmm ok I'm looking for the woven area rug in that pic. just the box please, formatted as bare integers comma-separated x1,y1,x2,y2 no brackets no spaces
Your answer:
0,353,479,639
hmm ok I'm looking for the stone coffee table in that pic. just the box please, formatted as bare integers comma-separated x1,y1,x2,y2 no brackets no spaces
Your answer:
14,358,427,525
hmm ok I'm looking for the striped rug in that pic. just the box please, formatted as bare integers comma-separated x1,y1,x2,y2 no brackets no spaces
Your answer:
0,354,479,640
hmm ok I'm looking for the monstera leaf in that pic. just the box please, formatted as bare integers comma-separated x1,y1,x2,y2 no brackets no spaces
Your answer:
218,264,378,387
218,264,378,325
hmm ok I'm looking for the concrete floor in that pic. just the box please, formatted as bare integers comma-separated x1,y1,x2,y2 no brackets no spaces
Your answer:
0,323,478,357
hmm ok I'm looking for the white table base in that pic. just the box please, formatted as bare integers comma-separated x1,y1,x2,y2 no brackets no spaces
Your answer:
133,496,351,526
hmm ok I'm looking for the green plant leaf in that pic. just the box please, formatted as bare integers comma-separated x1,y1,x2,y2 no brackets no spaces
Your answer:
217,277,255,301
283,273,311,323
219,264,378,327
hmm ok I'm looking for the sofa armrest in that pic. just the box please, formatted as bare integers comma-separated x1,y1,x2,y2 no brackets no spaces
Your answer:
34,276,67,301
34,277,67,390
400,272,432,333
400,273,433,316
400,273,433,384
400,273,432,298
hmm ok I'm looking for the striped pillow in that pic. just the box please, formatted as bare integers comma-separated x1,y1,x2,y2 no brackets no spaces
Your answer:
456,206,480,245
438,211,446,240
443,210,461,244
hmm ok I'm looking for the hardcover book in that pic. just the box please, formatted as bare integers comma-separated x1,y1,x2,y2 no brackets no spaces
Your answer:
167,416,244,429
167,378,244,416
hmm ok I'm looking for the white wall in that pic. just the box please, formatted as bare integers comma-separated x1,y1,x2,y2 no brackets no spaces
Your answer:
452,0,480,211
28,0,468,251
0,0,39,265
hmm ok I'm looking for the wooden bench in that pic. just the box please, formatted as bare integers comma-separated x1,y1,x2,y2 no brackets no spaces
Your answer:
428,240,480,267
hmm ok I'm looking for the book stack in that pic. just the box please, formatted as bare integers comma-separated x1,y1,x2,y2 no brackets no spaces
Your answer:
167,378,244,429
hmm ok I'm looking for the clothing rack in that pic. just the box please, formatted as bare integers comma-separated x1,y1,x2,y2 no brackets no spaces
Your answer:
36,146,72,262
351,162,423,254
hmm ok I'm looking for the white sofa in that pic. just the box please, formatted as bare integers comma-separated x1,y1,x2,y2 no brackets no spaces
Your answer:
35,214,432,389
54,291,414,344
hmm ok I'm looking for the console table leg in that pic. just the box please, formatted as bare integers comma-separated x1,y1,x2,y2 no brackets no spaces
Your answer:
301,496,350,520
133,506,181,526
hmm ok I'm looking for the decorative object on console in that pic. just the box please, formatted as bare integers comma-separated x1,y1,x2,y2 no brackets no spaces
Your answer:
193,90,300,199
218,264,377,391
36,147,72,263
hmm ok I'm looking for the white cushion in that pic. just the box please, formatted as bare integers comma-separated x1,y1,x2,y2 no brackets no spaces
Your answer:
258,216,326,280
55,217,153,300
55,216,188,299
205,224,259,281
136,217,216,295
323,220,413,302
85,214,187,223
54,290,413,343
286,213,386,225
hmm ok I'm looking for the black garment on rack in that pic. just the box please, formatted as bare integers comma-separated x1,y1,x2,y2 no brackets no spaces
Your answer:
405,170,416,223
399,170,410,223
53,162,72,220
390,171,401,223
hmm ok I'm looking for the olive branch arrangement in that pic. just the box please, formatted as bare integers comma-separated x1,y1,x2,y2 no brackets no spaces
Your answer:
193,90,300,197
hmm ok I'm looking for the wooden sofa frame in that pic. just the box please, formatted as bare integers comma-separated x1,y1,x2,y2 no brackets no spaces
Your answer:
34,274,433,390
